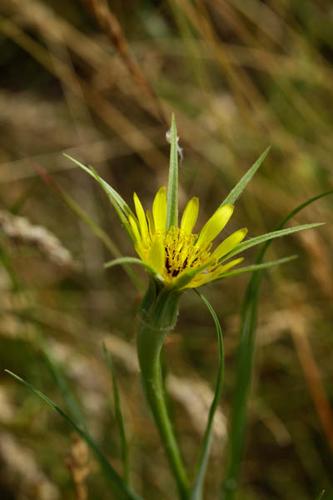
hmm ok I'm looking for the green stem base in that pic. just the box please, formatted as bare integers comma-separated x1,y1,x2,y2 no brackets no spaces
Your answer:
137,281,189,499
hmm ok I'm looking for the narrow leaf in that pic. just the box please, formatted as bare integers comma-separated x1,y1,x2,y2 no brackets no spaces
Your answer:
42,345,86,430
221,190,333,500
225,222,324,259
103,344,130,485
221,147,270,207
5,370,142,500
166,114,179,229
191,291,224,500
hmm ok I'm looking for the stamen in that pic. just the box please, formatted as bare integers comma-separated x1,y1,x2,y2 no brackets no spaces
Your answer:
163,227,212,279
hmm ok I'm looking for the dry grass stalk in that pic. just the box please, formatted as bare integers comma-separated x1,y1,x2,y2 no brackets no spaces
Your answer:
296,230,333,300
0,432,59,500
66,435,90,500
0,2,166,171
82,0,166,124
0,210,76,270
289,309,333,453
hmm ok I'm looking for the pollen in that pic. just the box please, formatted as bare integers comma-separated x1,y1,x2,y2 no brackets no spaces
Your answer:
163,227,211,278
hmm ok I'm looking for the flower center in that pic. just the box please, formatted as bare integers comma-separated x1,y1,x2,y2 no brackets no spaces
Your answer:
163,227,211,278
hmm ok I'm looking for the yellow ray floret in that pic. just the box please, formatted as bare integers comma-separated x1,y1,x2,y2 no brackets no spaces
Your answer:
152,186,167,234
127,188,247,289
180,197,199,234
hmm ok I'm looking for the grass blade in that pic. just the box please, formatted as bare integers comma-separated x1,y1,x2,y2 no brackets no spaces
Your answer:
221,190,333,500
221,147,270,207
103,344,130,485
190,291,224,500
41,344,87,430
166,114,179,229
5,370,142,500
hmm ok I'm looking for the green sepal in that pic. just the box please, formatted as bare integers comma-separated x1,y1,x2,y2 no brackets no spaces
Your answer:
166,114,179,230
221,147,270,207
219,255,298,279
64,154,134,235
104,256,157,276
225,222,324,260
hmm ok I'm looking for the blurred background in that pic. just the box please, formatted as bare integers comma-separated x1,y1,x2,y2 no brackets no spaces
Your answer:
0,1,332,499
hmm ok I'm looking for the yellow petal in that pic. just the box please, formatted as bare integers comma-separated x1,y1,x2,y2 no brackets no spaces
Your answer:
152,186,167,233
133,193,149,241
134,242,145,261
196,204,234,248
146,209,155,236
128,215,141,243
180,197,199,234
215,257,244,276
185,271,217,288
211,228,248,261
185,257,244,289
148,237,165,274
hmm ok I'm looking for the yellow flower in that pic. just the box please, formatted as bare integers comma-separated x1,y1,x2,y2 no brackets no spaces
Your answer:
128,187,247,289
65,115,321,292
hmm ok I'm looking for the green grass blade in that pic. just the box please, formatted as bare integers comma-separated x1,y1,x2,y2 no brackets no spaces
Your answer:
64,154,134,228
41,344,87,430
5,370,142,500
221,147,270,207
221,190,333,500
103,344,130,485
166,114,179,229
190,291,224,500
225,222,324,259
220,255,298,279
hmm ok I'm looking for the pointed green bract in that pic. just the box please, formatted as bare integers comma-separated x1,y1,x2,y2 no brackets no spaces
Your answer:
220,255,298,278
166,114,179,229
104,256,157,276
53,180,142,290
64,154,134,231
221,147,270,207
191,291,224,500
225,222,324,259
5,370,142,500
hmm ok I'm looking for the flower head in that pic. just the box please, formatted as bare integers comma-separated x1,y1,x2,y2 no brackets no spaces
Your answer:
128,187,247,289
66,115,321,292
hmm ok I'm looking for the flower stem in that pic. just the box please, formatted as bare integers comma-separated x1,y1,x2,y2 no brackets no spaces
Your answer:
137,284,189,499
